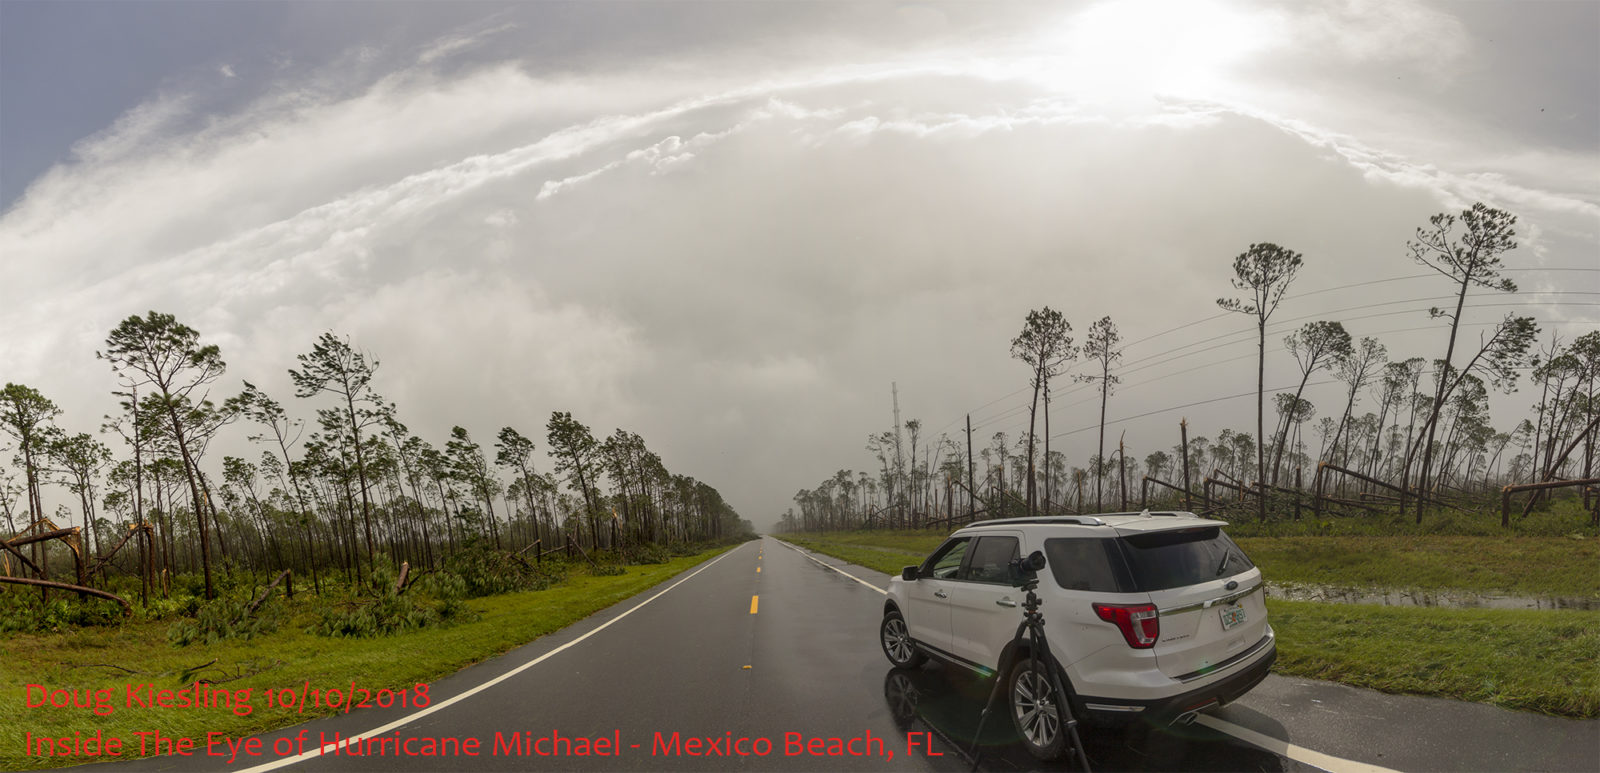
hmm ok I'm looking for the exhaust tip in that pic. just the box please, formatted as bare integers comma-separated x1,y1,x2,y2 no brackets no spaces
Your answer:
1169,698,1219,726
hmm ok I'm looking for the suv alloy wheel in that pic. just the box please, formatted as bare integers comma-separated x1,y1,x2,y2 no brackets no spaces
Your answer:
1008,657,1067,760
880,608,927,668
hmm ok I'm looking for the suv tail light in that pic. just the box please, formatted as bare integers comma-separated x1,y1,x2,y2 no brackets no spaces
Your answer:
1092,603,1159,649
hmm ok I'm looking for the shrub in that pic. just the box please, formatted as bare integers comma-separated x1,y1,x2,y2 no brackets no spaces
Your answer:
441,543,556,597
313,594,437,638
134,595,200,623
626,543,671,565
427,571,473,622
0,594,125,633
167,596,284,646
174,573,209,599
312,565,481,638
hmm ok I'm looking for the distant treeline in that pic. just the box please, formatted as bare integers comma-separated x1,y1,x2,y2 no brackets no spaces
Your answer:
2,317,752,604
780,202,1597,531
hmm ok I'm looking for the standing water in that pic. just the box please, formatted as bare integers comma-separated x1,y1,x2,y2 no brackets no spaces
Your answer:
1265,581,1600,611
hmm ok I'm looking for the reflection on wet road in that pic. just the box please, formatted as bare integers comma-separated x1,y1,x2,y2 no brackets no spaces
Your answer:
881,664,1313,773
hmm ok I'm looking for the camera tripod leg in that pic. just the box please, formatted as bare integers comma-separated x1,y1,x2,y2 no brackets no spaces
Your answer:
968,623,1091,772
1035,630,1092,772
967,620,1030,772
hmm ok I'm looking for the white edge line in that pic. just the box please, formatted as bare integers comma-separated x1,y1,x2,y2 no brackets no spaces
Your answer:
1195,714,1403,773
234,548,738,772
770,537,887,596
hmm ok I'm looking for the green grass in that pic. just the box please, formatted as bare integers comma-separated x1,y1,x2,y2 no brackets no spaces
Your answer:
787,530,947,555
1216,495,1598,538
1237,536,1600,599
1267,599,1600,718
781,531,943,575
783,529,1600,598
0,545,739,771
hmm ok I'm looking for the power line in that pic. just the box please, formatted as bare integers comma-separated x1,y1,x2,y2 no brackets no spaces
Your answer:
1048,378,1338,442
952,307,1595,453
1049,318,1599,416
1120,291,1594,375
1038,300,1593,411
1119,268,1595,350
926,270,1597,454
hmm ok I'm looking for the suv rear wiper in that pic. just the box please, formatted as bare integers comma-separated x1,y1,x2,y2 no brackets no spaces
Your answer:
1215,550,1231,576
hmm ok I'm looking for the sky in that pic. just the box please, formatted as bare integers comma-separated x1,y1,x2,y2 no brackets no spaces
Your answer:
1,0,1596,531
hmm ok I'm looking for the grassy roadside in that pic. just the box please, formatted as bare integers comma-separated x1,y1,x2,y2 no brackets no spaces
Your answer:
0,544,740,771
781,530,1600,599
1268,599,1599,718
1236,536,1600,598
781,537,928,576
779,530,1600,718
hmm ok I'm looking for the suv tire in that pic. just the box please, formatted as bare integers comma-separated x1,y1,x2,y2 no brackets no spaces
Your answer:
1008,657,1068,761
880,609,927,668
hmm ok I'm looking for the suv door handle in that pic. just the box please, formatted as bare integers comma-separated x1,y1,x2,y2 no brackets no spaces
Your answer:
934,589,948,599
996,598,1018,608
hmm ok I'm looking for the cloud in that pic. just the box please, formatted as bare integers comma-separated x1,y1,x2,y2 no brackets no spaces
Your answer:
2,5,1593,528
418,21,517,65
64,91,193,166
1285,0,1469,75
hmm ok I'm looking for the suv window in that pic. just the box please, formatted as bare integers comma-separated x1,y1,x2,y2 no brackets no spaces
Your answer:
1044,538,1136,592
962,536,1020,584
924,538,971,579
1117,526,1255,591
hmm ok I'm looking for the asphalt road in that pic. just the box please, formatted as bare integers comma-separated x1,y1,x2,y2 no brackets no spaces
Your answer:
90,536,1597,773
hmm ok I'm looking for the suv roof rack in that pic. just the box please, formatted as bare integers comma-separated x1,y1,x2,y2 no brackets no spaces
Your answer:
967,515,1108,527
965,511,1200,529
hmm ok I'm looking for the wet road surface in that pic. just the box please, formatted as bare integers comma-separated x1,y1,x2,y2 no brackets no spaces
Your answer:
92,536,1596,772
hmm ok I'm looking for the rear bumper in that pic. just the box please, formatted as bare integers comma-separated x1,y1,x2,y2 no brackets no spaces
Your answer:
1077,636,1276,724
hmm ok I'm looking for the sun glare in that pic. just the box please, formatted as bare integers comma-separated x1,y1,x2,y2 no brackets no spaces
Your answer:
1038,0,1277,102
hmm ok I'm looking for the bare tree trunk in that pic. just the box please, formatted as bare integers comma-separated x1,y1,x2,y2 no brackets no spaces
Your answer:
1256,318,1268,521
1417,272,1475,523
1181,419,1193,511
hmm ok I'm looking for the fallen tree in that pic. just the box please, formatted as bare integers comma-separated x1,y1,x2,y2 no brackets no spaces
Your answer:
0,576,131,616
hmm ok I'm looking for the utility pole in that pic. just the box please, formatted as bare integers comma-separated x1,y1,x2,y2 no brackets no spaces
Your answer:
1119,432,1128,511
966,414,975,522
1181,418,1193,512
1043,382,1052,514
892,382,904,525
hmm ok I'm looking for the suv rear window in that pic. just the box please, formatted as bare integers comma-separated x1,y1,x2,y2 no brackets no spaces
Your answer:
1044,538,1136,593
1117,526,1254,591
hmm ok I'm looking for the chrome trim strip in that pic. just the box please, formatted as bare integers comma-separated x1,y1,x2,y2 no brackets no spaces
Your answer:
1083,703,1146,713
1174,634,1274,683
1159,582,1262,617
914,641,997,678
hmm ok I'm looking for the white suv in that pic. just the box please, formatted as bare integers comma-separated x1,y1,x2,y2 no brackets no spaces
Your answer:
880,512,1275,760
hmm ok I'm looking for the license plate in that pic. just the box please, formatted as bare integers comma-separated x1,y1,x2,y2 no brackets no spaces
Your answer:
1220,605,1247,630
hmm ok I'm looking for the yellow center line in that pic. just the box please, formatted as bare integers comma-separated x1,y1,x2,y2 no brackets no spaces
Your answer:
750,595,759,614
756,566,761,573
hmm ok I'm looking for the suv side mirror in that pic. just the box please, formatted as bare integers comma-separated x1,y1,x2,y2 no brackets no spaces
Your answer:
901,566,919,581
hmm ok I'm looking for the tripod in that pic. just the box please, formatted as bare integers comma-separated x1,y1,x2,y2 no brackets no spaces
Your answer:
969,571,1091,772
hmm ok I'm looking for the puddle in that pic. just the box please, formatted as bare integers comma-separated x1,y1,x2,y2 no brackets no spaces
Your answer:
1265,581,1600,611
